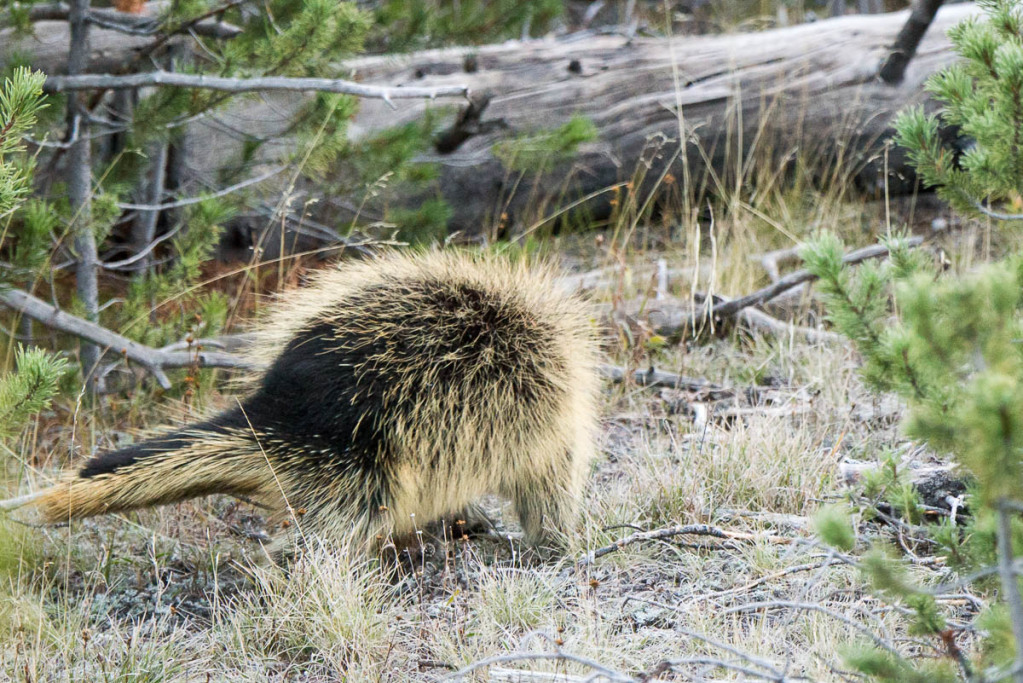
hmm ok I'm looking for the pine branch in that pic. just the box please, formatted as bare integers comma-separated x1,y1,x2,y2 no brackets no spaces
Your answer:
43,71,469,103
998,502,1023,683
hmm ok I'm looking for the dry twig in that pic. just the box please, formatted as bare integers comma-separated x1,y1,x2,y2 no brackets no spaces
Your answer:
578,524,793,565
689,237,924,333
598,364,733,399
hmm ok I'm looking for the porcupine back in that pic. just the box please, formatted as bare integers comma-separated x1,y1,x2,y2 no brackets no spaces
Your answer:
2,250,600,550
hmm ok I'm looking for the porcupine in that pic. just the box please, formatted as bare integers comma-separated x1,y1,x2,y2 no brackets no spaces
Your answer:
1,250,600,554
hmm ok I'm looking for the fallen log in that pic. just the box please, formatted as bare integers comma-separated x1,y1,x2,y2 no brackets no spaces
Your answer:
6,5,977,241
185,4,977,238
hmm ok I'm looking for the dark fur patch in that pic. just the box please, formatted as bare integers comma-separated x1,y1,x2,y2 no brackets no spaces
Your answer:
78,413,248,479
231,277,565,503
77,270,574,533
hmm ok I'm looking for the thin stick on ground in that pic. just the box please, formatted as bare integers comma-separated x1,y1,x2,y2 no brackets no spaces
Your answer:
704,236,924,324
578,524,793,566
685,558,849,603
721,600,902,656
598,364,733,399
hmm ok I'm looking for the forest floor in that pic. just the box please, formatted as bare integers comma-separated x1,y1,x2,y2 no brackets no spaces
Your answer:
0,193,995,681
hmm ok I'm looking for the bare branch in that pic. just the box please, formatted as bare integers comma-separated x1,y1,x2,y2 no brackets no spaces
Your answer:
130,136,169,272
755,246,801,283
101,221,183,270
685,558,848,603
43,71,470,101
738,306,842,344
578,524,792,566
598,364,734,399
0,288,255,389
116,165,284,210
708,237,924,321
974,200,1023,221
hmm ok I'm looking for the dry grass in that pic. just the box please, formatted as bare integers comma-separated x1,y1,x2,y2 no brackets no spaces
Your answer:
0,276,977,682
0,114,1001,681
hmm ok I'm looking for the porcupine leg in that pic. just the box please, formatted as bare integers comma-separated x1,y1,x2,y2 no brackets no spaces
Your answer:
443,502,495,538
507,452,586,549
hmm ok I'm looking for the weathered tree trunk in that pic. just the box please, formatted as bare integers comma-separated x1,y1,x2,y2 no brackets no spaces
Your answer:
2,14,153,76
67,0,100,380
331,3,975,236
9,4,978,240
0,2,237,75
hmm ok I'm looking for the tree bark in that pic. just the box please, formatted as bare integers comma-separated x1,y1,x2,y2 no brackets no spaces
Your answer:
306,4,973,237
8,4,980,242
67,0,100,381
0,1,238,75
878,0,946,84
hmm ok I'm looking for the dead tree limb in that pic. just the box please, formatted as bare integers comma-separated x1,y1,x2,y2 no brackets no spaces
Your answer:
433,92,506,154
606,296,839,345
43,71,470,102
578,524,793,566
594,236,915,345
598,364,733,399
67,0,100,378
738,306,841,344
0,288,255,389
708,237,923,321
878,0,945,84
